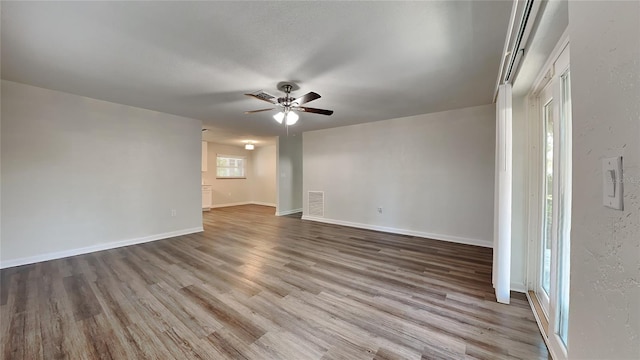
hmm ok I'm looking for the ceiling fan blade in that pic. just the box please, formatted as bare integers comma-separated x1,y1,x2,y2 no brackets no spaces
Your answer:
244,108,275,114
296,106,334,116
245,90,278,104
294,92,321,105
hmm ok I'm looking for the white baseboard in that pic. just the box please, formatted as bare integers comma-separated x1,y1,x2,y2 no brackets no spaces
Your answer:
301,215,492,248
511,281,527,293
210,201,251,208
276,208,303,216
211,201,276,209
0,227,203,269
251,201,277,207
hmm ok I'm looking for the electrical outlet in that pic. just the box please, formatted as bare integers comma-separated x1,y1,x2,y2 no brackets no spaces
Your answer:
171,209,177,217
377,207,383,214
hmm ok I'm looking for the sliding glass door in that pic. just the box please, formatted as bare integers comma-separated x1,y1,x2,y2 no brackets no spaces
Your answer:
533,43,571,358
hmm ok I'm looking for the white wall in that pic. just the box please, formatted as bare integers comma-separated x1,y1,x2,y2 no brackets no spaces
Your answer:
567,1,640,358
0,80,203,267
302,104,495,247
202,142,276,207
202,142,253,206
251,144,276,206
276,135,303,215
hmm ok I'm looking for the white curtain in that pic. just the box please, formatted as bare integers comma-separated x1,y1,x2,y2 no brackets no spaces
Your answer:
493,83,512,304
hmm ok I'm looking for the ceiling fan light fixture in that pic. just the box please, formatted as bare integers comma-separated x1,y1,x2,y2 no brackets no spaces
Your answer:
273,111,285,124
245,143,255,150
285,111,299,125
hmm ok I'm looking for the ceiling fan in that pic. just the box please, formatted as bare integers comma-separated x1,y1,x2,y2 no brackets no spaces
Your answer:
244,83,334,125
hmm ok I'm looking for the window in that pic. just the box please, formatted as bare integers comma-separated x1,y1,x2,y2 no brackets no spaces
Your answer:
216,154,246,179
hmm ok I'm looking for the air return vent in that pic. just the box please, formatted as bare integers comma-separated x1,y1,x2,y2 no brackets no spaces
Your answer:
308,191,324,217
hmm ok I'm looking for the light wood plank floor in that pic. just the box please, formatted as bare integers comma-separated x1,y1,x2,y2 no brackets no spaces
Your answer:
1,205,548,359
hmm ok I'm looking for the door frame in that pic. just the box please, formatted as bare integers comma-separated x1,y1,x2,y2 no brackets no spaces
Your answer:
525,30,570,360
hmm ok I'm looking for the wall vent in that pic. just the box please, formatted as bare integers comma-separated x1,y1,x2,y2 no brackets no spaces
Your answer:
308,191,324,217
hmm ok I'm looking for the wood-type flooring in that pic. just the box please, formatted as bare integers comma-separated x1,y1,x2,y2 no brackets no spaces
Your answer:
1,205,548,359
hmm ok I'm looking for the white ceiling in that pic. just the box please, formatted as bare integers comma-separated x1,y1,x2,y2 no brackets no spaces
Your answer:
2,1,512,143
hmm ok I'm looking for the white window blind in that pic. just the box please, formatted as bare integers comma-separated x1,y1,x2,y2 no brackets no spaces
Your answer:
216,154,246,179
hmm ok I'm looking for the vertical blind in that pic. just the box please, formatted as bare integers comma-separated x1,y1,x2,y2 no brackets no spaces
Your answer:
494,83,512,304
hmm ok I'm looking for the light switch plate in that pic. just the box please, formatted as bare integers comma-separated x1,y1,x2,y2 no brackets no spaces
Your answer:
602,156,623,210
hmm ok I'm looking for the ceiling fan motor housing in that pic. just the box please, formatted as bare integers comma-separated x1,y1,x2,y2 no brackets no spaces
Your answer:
278,84,295,107
278,97,294,107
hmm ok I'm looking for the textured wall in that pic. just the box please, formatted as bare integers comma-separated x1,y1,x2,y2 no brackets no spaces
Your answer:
568,1,640,358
